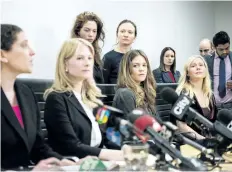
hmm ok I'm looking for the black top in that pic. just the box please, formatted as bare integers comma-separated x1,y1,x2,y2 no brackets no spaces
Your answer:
113,88,137,118
113,88,154,118
176,91,217,138
1,82,62,170
153,68,180,83
94,63,104,84
103,50,124,84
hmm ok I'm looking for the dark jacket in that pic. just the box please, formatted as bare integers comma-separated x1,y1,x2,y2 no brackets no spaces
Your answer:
204,51,232,89
1,82,62,170
94,63,104,84
44,91,117,159
153,68,180,83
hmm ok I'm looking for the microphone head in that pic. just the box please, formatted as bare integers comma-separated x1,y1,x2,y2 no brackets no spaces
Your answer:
96,105,124,125
128,108,145,124
160,87,179,104
134,115,162,132
217,109,232,128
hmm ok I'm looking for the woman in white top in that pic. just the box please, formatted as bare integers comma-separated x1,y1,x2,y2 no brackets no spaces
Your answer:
43,38,123,160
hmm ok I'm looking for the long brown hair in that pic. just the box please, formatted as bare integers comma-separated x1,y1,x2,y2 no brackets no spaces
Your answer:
70,11,105,67
117,49,156,113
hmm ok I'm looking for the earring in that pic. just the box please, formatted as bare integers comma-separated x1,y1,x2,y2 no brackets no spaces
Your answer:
65,68,68,72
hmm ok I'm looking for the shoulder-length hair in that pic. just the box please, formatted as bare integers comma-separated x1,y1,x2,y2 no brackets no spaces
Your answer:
159,47,176,73
44,38,103,108
117,49,156,113
70,11,105,67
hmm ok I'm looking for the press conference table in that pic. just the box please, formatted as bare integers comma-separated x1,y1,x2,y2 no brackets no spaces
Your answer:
61,145,232,171
181,145,232,171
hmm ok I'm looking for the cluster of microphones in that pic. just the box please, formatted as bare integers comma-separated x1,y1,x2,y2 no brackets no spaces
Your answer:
95,87,232,171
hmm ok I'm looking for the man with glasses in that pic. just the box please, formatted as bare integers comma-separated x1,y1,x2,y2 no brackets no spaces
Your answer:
199,38,214,57
205,31,232,111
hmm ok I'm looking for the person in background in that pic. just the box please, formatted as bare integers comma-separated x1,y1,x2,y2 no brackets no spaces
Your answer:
71,11,105,84
153,47,180,83
199,38,214,57
204,31,232,111
176,55,218,141
113,49,156,116
1,24,75,171
103,19,137,84
43,38,124,161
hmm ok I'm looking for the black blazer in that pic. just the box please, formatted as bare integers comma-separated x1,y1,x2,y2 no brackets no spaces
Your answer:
153,68,180,83
1,82,62,170
94,63,104,84
44,91,106,159
204,51,232,89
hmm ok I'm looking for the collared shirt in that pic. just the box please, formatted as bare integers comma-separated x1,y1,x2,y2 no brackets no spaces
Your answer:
213,53,232,104
73,91,102,147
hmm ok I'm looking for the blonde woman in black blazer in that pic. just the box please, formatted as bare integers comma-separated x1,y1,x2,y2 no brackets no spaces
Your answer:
44,38,123,160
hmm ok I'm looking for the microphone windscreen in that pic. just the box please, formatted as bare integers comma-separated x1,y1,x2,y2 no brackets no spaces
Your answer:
128,108,144,124
96,105,124,125
160,87,179,104
106,127,121,146
217,109,232,126
134,115,162,132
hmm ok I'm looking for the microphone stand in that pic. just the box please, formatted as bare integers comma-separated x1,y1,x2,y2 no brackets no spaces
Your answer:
146,127,207,171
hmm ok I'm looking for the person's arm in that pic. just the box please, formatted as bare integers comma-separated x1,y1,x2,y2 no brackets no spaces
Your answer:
153,69,163,83
113,89,136,117
102,55,111,84
176,120,205,140
44,93,123,161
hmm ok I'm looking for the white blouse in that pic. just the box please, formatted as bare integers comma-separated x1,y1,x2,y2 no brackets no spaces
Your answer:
73,91,102,147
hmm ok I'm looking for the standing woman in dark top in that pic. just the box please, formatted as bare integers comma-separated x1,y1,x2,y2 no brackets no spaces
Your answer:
103,19,137,84
153,47,180,83
70,11,105,84
113,50,157,116
175,55,217,140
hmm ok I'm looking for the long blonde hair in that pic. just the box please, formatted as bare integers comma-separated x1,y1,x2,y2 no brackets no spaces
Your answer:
117,50,156,113
44,38,103,108
176,55,212,106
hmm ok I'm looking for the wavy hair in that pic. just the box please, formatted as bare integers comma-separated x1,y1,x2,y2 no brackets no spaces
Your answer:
117,49,156,113
70,11,105,67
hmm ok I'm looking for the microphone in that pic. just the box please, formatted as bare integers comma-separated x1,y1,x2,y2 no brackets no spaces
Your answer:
96,105,147,146
160,87,214,130
160,88,232,153
128,109,207,171
217,109,232,132
134,110,212,154
214,109,232,142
